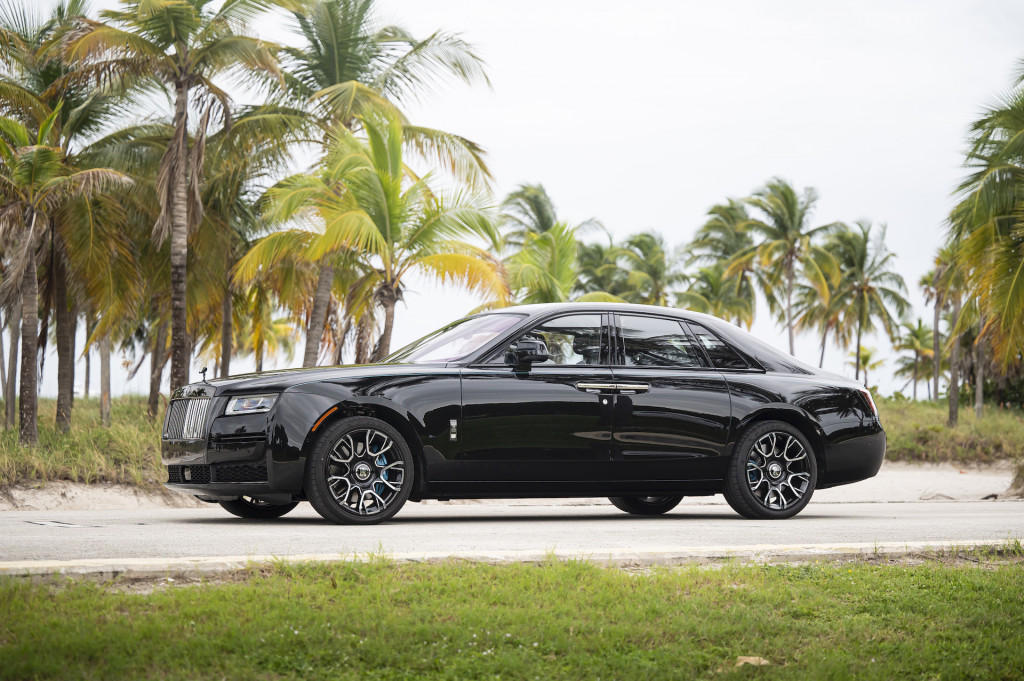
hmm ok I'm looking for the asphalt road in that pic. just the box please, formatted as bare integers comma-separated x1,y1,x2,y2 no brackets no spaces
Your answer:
2,499,1022,568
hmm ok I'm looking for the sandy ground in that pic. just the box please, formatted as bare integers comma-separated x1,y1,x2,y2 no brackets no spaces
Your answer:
0,461,1017,512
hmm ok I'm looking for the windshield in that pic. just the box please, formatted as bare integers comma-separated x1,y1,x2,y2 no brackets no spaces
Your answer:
384,314,525,364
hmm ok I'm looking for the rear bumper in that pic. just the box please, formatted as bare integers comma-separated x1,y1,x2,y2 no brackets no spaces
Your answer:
818,423,886,489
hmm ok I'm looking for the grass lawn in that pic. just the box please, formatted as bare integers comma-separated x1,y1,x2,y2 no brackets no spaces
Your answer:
1,558,1022,680
0,397,1022,488
880,398,1024,464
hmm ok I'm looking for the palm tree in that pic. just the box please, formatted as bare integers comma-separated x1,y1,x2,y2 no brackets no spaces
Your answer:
248,115,508,362
576,239,628,299
687,200,758,326
192,106,305,377
276,0,488,126
894,319,934,400
919,267,944,402
0,113,130,444
503,221,624,306
730,179,839,354
791,275,851,368
675,264,753,327
269,0,493,362
934,246,968,426
826,221,909,381
620,231,687,306
1,0,134,431
275,0,491,193
846,347,884,388
66,0,281,390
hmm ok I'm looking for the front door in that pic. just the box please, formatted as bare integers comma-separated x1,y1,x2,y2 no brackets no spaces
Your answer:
453,313,614,489
609,313,732,485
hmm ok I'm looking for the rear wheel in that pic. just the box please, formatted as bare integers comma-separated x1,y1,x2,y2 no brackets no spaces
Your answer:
723,420,817,519
218,496,299,519
305,417,413,525
608,495,683,516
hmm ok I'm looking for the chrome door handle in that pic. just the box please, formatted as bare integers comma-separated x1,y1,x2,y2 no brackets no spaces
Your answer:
575,382,617,392
574,382,650,393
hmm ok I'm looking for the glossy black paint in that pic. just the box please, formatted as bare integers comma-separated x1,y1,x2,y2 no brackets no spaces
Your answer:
162,303,886,504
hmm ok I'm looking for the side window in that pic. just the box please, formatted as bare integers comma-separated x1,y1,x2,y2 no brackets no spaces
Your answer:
688,323,748,370
515,314,604,366
618,316,705,368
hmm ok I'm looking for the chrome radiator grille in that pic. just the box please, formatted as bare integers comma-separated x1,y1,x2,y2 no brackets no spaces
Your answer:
164,398,211,440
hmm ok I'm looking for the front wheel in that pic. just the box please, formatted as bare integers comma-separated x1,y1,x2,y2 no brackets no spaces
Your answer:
723,421,817,519
608,495,683,515
218,496,299,519
305,417,414,525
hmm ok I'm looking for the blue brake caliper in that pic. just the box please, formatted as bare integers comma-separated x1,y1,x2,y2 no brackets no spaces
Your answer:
375,455,388,494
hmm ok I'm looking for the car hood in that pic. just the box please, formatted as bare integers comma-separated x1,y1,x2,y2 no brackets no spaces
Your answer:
173,362,452,398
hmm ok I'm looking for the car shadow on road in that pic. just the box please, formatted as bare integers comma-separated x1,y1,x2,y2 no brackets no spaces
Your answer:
178,509,848,525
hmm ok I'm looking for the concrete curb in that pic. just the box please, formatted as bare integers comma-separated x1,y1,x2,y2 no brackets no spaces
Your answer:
1,539,1016,580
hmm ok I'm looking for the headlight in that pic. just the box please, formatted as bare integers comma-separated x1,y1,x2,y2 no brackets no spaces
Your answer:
225,394,278,415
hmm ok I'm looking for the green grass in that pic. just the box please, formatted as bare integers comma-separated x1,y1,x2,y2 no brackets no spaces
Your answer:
879,399,1024,463
0,396,163,487
0,397,1021,489
1,558,1022,680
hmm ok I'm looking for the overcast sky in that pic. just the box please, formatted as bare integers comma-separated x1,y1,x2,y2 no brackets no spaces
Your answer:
48,0,1024,396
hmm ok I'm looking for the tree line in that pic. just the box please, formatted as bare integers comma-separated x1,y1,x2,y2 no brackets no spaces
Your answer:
0,0,1020,449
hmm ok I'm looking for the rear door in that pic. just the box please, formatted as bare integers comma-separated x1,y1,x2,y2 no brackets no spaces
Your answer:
609,313,732,484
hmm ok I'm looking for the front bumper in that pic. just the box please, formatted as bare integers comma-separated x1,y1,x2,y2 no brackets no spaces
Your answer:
161,396,305,502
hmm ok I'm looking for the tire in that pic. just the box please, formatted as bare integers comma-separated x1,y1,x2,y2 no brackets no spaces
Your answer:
723,420,817,519
608,495,683,515
304,416,414,525
218,496,299,519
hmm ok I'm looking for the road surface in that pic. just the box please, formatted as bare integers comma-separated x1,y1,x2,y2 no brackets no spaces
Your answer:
1,498,1021,575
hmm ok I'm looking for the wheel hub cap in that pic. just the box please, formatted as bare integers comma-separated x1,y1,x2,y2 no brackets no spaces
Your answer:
767,462,783,479
354,462,372,481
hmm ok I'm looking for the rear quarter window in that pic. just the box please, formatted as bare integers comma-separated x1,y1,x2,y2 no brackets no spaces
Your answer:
687,323,748,370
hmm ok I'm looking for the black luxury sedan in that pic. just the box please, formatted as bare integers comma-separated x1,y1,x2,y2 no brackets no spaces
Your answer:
162,303,885,523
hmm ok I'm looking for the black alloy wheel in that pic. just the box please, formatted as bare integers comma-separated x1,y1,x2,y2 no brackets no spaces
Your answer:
608,495,684,516
723,420,817,519
218,496,299,519
305,416,413,525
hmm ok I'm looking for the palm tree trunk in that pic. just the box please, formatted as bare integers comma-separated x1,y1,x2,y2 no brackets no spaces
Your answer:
0,312,6,407
84,345,90,398
55,247,75,433
303,263,334,367
5,300,20,430
373,289,398,362
256,340,264,373
19,254,39,446
354,315,373,364
100,334,111,428
932,296,941,402
220,286,232,378
854,323,863,382
785,258,795,354
948,296,961,427
818,328,828,368
148,322,167,419
912,351,919,401
975,317,984,419
169,81,190,391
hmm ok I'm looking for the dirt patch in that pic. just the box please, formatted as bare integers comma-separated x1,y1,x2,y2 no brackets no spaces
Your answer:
0,481,205,512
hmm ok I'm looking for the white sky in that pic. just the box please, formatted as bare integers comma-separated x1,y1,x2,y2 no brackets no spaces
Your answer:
39,0,1024,397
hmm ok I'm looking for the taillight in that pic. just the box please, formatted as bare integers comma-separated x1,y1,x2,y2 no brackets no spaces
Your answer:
859,388,878,419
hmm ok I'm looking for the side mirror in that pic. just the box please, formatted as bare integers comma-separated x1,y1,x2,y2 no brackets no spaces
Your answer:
505,339,550,370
